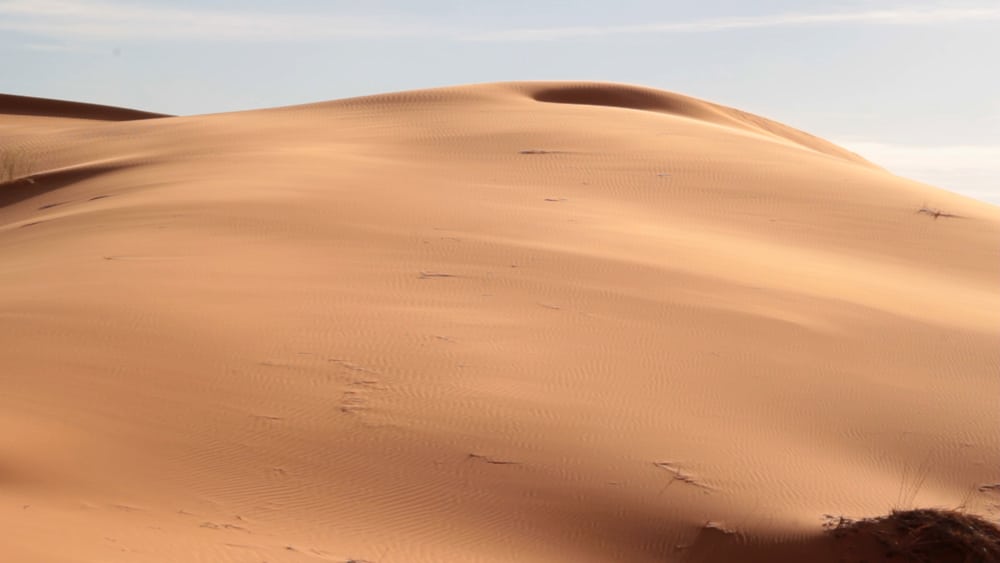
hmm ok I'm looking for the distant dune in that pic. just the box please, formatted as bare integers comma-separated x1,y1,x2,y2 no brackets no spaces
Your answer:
1,82,997,563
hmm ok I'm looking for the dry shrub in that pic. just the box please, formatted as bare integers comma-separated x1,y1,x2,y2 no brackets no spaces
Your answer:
827,508,1000,563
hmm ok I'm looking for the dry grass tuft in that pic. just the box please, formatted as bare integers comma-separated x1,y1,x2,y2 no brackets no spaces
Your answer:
826,508,1000,563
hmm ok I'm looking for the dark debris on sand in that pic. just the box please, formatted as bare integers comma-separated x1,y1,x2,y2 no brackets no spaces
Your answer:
825,508,1000,563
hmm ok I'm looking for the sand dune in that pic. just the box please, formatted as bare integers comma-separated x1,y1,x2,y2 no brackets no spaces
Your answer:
1,82,997,563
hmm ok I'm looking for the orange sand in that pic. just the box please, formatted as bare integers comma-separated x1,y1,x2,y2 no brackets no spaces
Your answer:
1,82,997,562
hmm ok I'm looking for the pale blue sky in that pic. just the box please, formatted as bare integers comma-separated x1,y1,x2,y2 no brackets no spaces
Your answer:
2,1,997,203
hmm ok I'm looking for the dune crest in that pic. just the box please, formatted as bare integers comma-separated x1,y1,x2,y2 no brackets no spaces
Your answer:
0,93,169,121
1,82,997,563
524,82,877,167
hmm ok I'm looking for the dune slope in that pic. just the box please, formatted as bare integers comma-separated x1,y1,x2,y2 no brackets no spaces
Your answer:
1,82,998,563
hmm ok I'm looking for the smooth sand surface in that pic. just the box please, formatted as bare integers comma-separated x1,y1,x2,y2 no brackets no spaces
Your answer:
2,82,997,562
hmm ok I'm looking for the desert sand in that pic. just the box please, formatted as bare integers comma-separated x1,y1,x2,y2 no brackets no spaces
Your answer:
1,82,997,562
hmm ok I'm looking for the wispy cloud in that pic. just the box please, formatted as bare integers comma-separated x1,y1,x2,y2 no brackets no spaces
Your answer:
19,42,83,52
0,1,997,42
840,141,1000,204
469,6,1000,41
0,0,436,41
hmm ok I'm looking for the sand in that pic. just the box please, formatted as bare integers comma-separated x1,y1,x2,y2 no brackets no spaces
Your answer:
1,82,997,563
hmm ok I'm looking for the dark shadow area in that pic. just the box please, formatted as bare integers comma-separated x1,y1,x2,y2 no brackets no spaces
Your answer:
0,164,128,209
530,84,720,123
0,93,169,121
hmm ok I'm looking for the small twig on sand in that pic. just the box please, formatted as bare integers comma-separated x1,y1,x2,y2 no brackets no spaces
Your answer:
917,206,962,219
519,149,568,155
419,271,458,279
467,453,520,465
653,461,716,491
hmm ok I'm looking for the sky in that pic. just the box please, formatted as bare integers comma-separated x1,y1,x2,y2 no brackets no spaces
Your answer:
1,0,997,204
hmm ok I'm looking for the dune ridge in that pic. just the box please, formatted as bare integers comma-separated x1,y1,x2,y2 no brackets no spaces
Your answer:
524,82,878,167
1,81,997,563
0,93,169,121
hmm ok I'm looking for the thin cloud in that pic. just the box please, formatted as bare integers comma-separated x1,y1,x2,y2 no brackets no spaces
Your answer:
1,1,997,42
469,7,1000,41
0,0,437,41
19,42,84,52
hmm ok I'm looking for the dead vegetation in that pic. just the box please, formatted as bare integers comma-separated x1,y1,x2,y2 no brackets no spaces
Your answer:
917,206,962,220
653,461,716,492
467,453,520,465
418,271,458,279
518,149,569,155
825,508,1000,563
